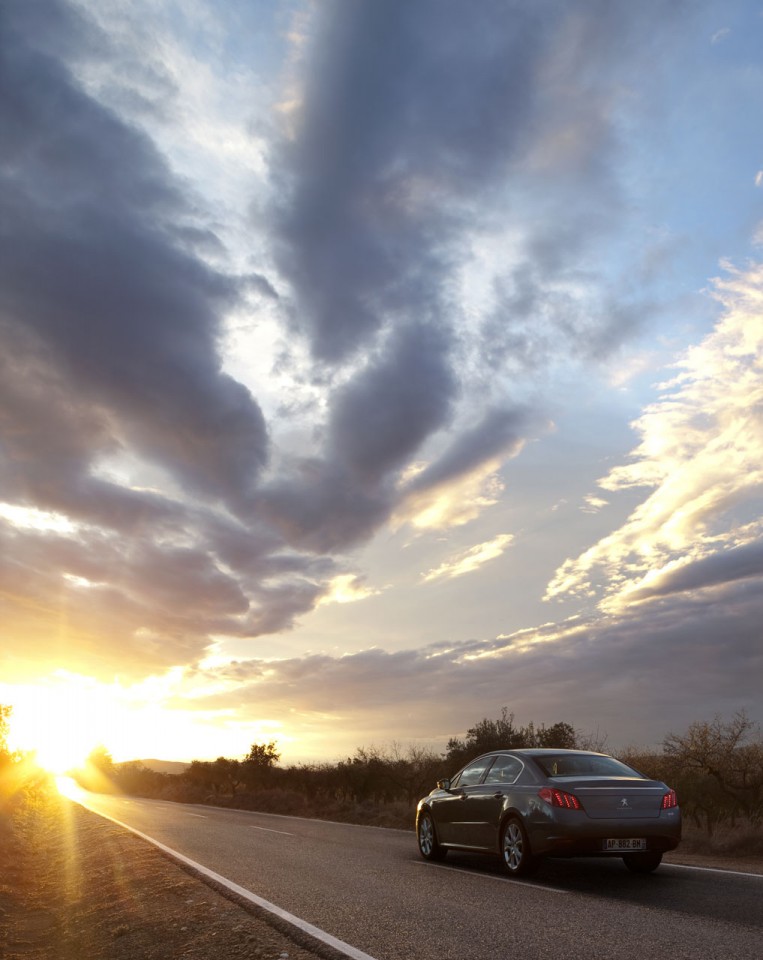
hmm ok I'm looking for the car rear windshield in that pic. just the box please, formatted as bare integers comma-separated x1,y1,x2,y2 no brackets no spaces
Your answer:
533,754,643,778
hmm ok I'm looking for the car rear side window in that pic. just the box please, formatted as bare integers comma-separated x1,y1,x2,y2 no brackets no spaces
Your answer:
484,755,523,785
455,757,494,787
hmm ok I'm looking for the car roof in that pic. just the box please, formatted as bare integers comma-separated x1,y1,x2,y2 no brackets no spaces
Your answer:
471,748,611,760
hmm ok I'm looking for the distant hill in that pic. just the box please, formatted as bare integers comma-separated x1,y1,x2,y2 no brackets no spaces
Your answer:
136,759,190,775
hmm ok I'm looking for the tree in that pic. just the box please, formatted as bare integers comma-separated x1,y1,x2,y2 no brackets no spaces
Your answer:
0,705,11,760
245,741,280,767
242,741,280,789
445,708,580,768
87,745,114,776
211,757,243,795
184,760,215,796
663,712,763,829
532,721,578,749
0,704,16,777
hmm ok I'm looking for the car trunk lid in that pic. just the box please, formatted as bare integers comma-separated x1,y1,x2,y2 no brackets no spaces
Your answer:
553,777,666,819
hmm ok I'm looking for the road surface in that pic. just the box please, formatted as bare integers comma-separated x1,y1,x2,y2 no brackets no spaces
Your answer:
71,788,762,960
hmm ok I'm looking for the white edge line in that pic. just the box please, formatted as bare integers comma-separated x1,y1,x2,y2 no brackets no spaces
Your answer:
76,802,380,960
417,858,762,884
412,859,569,894
666,863,763,880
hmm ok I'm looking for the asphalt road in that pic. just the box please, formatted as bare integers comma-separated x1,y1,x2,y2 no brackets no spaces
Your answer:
74,789,762,960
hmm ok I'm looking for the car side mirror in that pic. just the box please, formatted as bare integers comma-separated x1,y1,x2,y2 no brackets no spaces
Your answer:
436,778,451,791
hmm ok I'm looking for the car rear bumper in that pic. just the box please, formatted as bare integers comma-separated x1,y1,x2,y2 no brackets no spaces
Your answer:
533,834,681,858
528,812,682,857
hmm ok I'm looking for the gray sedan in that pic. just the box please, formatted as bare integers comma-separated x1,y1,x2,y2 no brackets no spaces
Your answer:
416,748,681,876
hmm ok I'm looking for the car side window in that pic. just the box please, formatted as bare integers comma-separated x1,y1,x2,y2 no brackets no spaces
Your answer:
457,757,493,787
484,755,522,785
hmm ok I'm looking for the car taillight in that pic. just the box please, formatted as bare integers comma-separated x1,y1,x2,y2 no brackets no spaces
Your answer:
539,787,583,810
661,789,678,809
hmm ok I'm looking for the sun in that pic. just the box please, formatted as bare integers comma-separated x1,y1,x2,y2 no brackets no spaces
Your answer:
5,678,109,774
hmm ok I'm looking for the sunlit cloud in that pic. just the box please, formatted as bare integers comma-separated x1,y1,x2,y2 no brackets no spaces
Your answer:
395,460,505,531
422,533,514,583
0,503,78,534
317,574,382,606
546,260,763,611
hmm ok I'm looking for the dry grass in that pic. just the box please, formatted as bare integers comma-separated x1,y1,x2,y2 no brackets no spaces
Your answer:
676,819,763,860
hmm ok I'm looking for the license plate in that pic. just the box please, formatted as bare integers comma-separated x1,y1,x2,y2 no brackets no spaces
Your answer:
604,838,647,851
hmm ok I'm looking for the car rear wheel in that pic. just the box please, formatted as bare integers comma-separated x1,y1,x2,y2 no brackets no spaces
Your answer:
623,852,663,874
500,817,537,876
417,810,446,861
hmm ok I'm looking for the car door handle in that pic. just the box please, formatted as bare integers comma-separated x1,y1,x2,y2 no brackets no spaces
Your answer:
493,792,504,799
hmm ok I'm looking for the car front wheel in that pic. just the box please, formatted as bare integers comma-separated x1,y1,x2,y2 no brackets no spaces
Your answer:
623,852,663,874
500,817,537,876
417,811,446,861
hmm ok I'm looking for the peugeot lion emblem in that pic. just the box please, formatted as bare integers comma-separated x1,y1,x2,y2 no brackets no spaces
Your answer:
620,798,629,808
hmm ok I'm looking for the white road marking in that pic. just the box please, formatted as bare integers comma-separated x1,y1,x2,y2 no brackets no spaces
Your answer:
412,860,569,894
185,813,207,819
666,863,763,880
72,801,380,960
250,825,294,836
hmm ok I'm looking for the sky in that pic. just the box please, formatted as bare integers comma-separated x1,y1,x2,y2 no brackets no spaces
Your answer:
1,0,762,769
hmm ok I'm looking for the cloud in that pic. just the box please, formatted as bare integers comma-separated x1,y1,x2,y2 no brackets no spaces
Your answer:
318,575,382,607
1,0,746,715
621,540,763,603
184,579,763,753
0,1,268,513
395,460,506,532
422,534,515,583
256,320,458,551
270,0,548,364
546,260,763,610
271,0,675,375
0,1,318,679
255,0,674,553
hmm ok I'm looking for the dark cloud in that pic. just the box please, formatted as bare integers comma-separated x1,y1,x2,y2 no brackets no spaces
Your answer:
0,1,323,679
628,541,763,602
260,0,686,557
0,0,268,511
257,321,457,550
327,321,456,480
272,0,548,364
273,0,678,369
405,406,536,494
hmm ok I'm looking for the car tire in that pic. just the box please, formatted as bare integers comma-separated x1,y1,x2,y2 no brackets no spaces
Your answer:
500,817,537,877
623,852,663,874
417,810,446,861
